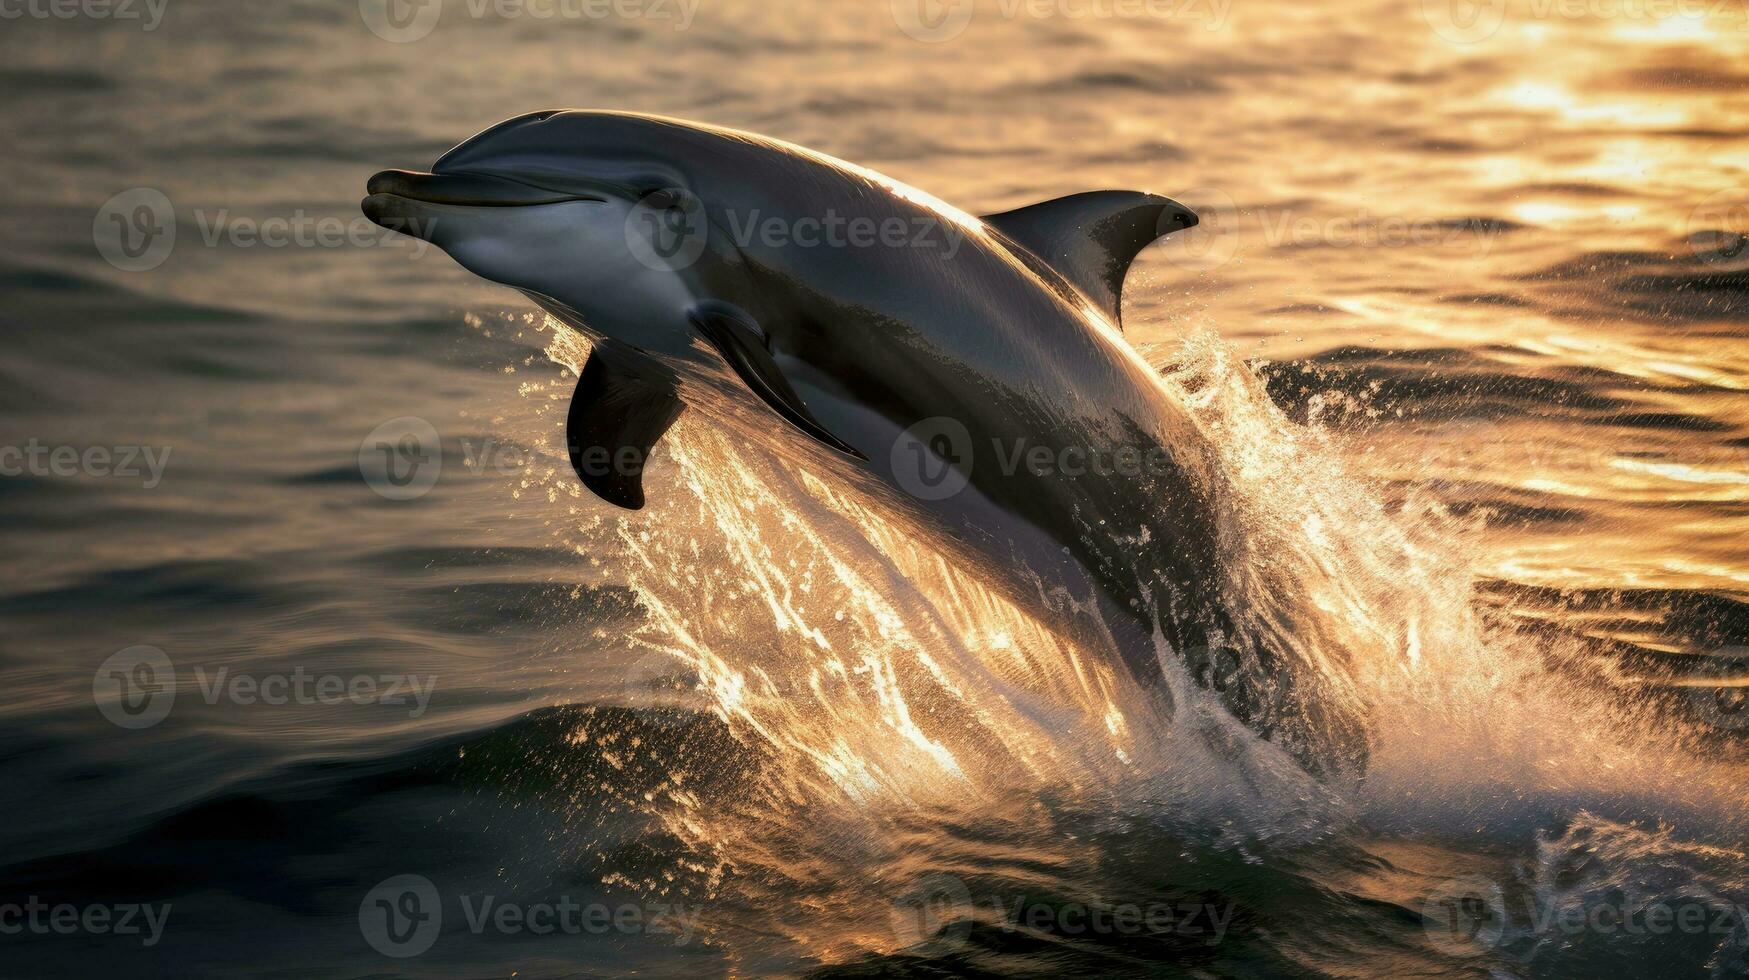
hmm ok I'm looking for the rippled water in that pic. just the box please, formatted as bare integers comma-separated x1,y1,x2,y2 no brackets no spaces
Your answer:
2,1,1747,976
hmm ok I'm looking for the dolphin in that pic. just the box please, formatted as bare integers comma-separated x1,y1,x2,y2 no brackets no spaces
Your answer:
362,110,1369,779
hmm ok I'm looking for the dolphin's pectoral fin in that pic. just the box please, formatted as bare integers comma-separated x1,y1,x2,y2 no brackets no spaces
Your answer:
688,302,867,461
567,350,685,510
982,191,1198,329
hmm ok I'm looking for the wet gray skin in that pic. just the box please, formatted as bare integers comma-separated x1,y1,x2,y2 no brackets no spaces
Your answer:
364,110,1368,779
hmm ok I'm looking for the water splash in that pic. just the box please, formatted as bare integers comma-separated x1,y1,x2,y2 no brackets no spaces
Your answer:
521,315,1748,969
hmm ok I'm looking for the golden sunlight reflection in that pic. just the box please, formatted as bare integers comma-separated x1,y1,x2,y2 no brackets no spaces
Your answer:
493,4,1749,961
9,0,1749,973
526,312,1749,960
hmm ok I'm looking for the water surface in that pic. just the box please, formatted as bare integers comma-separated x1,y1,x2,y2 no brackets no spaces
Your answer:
1,1,1747,976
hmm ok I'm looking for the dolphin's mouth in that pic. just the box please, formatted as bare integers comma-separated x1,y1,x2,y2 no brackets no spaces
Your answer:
361,169,606,233
366,169,605,208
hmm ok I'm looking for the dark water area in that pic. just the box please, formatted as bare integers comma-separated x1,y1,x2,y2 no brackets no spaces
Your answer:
2,0,1748,977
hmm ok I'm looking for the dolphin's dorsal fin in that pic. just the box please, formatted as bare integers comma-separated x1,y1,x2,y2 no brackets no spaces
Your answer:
982,191,1197,329
567,348,684,510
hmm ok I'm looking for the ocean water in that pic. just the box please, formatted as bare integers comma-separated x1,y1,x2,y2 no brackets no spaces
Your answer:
1,0,1747,976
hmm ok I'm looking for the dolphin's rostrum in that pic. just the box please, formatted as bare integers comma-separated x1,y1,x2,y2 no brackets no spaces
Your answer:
363,110,1369,779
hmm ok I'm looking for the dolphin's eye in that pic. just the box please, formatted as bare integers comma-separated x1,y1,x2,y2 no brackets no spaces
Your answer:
642,188,692,211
